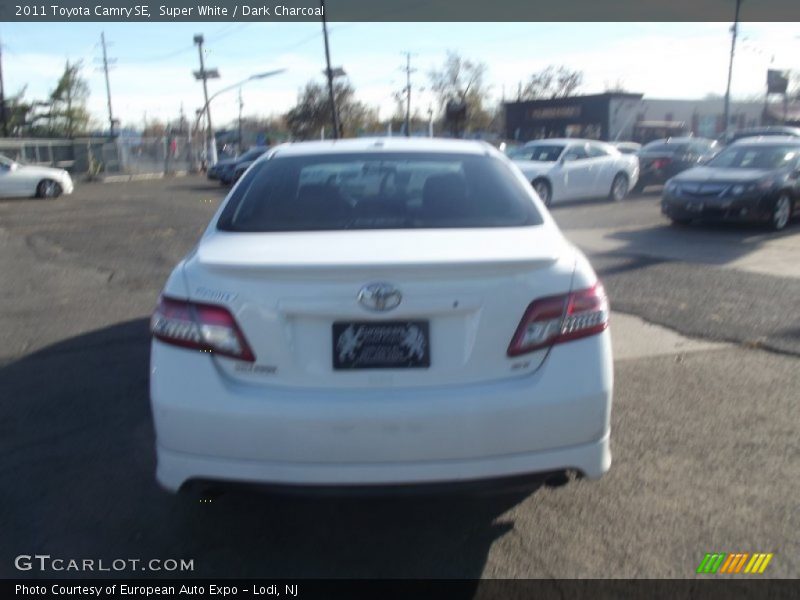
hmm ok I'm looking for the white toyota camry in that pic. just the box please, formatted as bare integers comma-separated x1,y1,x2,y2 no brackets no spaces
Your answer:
150,137,613,493
0,154,74,199
510,138,639,206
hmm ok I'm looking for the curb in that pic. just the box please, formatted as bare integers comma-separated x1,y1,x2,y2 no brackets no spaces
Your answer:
98,171,191,183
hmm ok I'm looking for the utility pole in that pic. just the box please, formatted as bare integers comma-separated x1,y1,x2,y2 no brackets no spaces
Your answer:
238,88,243,152
0,38,7,137
723,0,742,138
100,32,115,136
402,52,416,137
320,0,340,139
193,33,220,166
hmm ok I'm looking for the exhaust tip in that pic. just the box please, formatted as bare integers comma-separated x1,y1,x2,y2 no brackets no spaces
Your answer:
544,469,581,489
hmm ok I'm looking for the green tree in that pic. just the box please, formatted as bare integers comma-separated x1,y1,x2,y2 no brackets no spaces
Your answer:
2,86,35,135
285,79,369,140
48,60,91,138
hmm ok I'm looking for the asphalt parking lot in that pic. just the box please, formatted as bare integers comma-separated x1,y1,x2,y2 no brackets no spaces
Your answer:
1,177,798,578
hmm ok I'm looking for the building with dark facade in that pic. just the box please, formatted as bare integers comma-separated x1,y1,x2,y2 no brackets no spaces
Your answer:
504,93,643,142
505,92,773,143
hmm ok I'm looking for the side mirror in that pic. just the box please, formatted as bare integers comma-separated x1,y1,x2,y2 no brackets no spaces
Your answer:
9,162,18,171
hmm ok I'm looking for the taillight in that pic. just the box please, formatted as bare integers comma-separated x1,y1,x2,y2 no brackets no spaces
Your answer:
507,283,609,357
150,296,256,362
652,157,672,169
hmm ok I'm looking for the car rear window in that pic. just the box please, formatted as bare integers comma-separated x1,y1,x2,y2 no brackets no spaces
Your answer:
642,142,687,154
217,152,543,232
512,145,564,162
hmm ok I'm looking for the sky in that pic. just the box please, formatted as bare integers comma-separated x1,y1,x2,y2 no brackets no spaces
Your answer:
1,21,798,130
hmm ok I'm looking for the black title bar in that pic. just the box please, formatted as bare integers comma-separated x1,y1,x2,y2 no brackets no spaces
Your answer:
5,579,800,600
3,0,800,22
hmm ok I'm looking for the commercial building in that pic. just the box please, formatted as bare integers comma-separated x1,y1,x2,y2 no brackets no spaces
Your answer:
504,93,643,142
505,93,770,143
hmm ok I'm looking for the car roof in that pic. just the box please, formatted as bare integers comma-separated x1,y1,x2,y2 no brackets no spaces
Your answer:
730,135,800,145
645,137,712,144
523,138,605,145
732,126,800,134
271,137,494,157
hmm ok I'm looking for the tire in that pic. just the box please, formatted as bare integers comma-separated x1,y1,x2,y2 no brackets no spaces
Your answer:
770,193,792,231
36,179,62,199
532,179,552,207
609,173,629,202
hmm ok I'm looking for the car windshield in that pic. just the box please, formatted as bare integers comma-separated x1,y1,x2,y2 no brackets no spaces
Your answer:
511,145,564,162
706,145,800,170
0,154,16,167
217,152,543,232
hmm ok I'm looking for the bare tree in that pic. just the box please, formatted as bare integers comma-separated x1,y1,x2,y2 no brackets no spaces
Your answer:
604,78,628,93
285,79,370,140
520,66,583,101
428,51,492,133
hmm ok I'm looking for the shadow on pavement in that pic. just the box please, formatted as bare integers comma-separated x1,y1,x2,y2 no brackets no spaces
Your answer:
0,319,538,578
601,219,798,267
166,182,228,193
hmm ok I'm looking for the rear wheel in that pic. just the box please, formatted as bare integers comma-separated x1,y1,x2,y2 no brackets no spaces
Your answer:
771,193,792,231
36,179,62,199
532,179,552,207
609,173,629,202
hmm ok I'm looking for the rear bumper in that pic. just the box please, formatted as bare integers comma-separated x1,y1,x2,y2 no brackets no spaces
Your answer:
159,434,609,493
150,332,613,492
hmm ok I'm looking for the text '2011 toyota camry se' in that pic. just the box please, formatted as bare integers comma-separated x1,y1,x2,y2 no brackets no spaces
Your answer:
149,137,613,493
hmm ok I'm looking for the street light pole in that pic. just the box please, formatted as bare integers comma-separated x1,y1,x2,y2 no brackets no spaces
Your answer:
320,0,340,139
191,70,287,140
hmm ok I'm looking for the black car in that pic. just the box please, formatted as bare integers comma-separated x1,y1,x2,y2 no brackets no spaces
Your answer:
635,137,719,192
218,146,269,185
719,126,800,146
206,156,237,181
661,137,800,231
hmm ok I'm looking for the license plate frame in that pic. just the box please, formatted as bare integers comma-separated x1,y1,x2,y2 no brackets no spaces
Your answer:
332,320,430,370
686,201,705,212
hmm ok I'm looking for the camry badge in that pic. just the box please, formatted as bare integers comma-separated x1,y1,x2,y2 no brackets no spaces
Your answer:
358,283,402,312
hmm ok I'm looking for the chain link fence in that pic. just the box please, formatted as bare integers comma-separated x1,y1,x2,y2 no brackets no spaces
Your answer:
0,135,203,177
115,135,201,175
